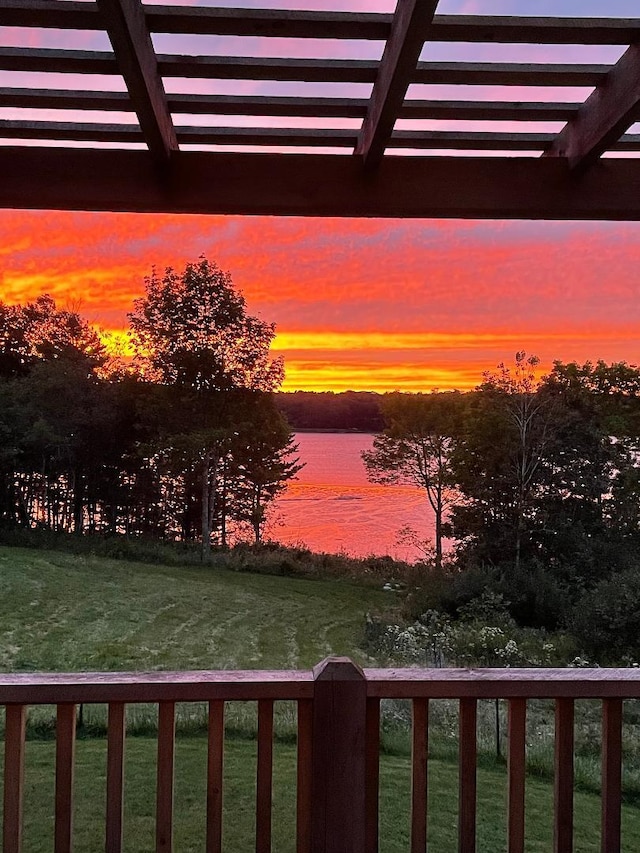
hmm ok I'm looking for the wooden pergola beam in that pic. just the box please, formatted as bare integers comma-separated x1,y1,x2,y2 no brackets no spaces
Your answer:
97,0,177,164
2,2,640,47
356,0,438,168
6,121,640,152
545,43,640,170
3,148,640,220
0,48,612,87
428,16,640,46
0,88,609,123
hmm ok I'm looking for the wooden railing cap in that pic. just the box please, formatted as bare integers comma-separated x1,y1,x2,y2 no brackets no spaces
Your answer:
313,656,365,681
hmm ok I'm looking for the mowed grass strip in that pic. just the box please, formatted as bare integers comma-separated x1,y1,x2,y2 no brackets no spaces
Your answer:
0,546,387,672
2,736,640,852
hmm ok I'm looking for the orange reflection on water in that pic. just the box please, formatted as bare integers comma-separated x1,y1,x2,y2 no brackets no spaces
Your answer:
273,433,434,560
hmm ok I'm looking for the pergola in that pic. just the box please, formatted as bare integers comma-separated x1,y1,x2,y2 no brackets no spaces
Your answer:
1,0,640,219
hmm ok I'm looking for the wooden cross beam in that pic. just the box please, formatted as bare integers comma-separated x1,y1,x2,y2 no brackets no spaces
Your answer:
4,148,640,220
355,0,439,169
97,0,177,165
544,42,640,170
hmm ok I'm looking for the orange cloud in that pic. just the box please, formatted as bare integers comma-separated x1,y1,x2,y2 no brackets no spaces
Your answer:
2,211,640,392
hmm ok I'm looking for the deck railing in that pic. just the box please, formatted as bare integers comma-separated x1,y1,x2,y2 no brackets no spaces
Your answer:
2,658,640,853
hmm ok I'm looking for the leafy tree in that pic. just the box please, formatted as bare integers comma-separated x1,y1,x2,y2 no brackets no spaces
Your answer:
128,257,290,558
0,296,108,530
227,394,302,544
362,391,461,568
535,361,640,576
0,295,105,379
479,352,551,570
128,257,283,392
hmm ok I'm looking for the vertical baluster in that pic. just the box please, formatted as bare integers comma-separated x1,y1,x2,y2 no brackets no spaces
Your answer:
366,697,381,853
3,704,27,853
256,699,274,853
206,700,225,853
156,701,175,853
55,703,76,853
601,698,622,853
411,697,429,853
554,698,574,853
458,697,477,853
106,702,126,853
296,699,313,853
507,698,526,853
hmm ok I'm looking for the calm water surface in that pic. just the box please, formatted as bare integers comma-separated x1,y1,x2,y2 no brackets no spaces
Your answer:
272,433,435,561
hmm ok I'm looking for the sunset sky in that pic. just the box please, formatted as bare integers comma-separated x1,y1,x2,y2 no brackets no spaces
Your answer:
1,0,639,392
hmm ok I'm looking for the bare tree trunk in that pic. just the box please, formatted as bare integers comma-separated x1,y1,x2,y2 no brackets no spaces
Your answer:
201,451,212,562
434,492,443,570
201,449,220,560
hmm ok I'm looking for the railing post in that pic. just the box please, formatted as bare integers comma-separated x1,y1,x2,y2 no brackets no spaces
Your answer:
311,657,368,853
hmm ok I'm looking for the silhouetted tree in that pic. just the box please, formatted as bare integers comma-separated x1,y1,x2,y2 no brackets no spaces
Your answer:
128,257,290,557
363,391,462,568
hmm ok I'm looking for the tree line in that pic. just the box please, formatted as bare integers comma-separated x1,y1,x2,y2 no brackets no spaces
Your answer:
0,258,300,554
364,353,640,658
276,390,384,432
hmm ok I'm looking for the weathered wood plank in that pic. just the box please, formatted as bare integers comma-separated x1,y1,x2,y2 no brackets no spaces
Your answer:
146,10,640,46
0,47,117,74
601,698,623,853
458,698,477,853
3,149,640,220
507,699,527,853
546,43,640,168
106,702,126,853
0,48,612,88
296,699,313,853
356,0,438,167
365,697,381,853
157,55,378,83
0,89,592,124
0,0,101,30
156,701,176,853
206,701,225,853
97,0,177,163
428,15,640,46
0,668,314,704
0,87,131,111
366,667,640,697
4,121,640,152
2,2,639,47
412,61,608,87
3,704,27,853
554,698,574,853
55,704,76,853
411,698,429,853
256,699,274,853
310,657,367,853
146,6,389,40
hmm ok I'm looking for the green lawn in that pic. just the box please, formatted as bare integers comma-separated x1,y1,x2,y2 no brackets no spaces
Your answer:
2,545,640,850
2,737,640,852
0,545,386,672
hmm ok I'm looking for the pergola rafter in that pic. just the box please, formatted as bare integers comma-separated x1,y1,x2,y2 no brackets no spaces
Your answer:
0,0,638,218
545,43,640,170
356,0,438,168
96,0,177,164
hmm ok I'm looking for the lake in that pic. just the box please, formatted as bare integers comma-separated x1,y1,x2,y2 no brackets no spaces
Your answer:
271,432,435,562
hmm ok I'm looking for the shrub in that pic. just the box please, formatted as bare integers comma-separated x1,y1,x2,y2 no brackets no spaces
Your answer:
571,567,640,663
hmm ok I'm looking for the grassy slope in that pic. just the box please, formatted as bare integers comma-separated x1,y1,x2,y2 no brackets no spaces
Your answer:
0,546,387,672
1,545,640,850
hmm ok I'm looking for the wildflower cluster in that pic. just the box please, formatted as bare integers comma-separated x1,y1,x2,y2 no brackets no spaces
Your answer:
368,595,563,668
